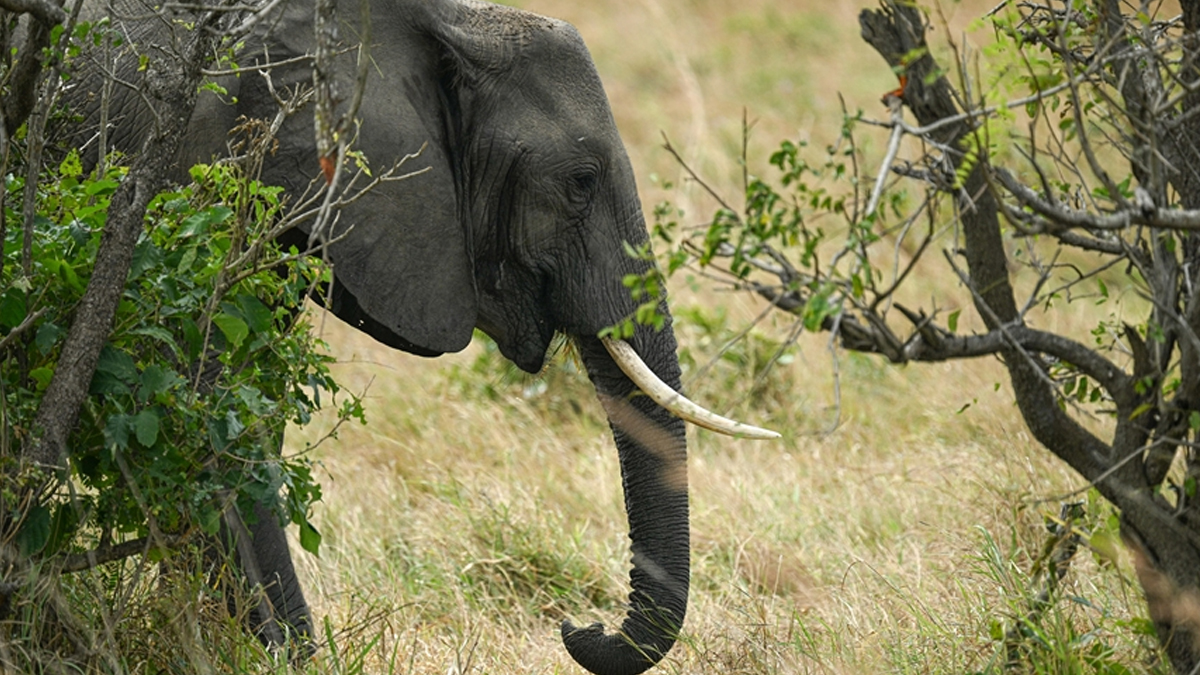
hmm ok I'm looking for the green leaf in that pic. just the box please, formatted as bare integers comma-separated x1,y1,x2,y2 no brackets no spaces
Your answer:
225,410,245,439
236,294,273,335
802,291,833,332
237,385,275,415
57,259,84,292
85,178,120,196
0,287,27,330
90,371,131,396
213,313,249,349
34,322,63,354
133,409,160,447
299,518,322,556
59,149,83,178
16,505,51,556
181,318,203,361
176,245,198,273
1189,411,1200,431
130,326,182,359
30,367,54,390
128,238,163,280
104,414,131,450
1129,402,1155,421
198,506,223,535
179,205,233,238
947,309,961,333
139,364,182,403
96,345,138,383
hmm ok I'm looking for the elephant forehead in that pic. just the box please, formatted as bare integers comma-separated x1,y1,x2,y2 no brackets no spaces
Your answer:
457,0,562,44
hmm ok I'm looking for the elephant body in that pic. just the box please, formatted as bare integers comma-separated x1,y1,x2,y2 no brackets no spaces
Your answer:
69,1,691,673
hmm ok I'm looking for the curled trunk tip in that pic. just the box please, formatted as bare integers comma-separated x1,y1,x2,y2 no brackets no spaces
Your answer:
560,616,678,675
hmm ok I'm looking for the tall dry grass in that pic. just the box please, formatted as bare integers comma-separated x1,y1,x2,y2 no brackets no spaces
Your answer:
279,1,1161,674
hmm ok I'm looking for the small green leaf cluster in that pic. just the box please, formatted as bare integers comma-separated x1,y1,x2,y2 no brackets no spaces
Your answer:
599,241,670,340
651,120,874,339
2,152,361,560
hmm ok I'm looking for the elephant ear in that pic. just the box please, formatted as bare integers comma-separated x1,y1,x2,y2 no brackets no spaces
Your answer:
298,0,481,356
258,0,549,356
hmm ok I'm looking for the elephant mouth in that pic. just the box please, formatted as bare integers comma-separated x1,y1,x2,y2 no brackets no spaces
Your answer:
477,314,556,374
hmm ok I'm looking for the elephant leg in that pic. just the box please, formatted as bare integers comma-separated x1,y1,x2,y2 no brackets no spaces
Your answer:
219,500,315,656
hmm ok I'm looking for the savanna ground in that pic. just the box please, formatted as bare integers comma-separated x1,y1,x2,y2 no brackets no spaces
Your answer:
277,0,1161,673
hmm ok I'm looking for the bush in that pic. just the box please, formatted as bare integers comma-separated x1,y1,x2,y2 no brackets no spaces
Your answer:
1,142,362,636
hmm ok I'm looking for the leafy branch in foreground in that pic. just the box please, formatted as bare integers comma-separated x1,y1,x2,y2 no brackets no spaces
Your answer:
646,1,1200,672
1,145,365,566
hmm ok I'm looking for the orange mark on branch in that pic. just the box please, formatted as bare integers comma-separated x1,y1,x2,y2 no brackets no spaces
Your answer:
882,73,908,106
319,154,337,185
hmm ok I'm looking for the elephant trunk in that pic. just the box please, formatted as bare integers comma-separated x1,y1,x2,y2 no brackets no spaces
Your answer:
562,328,689,675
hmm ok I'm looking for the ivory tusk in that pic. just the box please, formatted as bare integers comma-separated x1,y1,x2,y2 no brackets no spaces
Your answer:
601,337,782,440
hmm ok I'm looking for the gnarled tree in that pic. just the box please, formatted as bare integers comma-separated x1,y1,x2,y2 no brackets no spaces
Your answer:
654,0,1200,671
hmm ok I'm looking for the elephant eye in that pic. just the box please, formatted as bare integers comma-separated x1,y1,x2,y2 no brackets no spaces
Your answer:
567,168,598,201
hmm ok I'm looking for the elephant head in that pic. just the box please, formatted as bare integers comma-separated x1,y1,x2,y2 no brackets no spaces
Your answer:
174,0,777,672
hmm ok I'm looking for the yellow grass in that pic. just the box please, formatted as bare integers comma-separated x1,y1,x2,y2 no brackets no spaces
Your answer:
281,1,1158,673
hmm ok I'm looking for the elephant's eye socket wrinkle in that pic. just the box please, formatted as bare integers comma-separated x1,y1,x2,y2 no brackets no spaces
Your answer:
569,169,597,194
565,167,601,218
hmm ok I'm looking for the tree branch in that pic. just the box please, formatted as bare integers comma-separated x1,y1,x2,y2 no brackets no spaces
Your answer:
0,0,64,24
59,534,186,573
859,1,1144,502
25,5,231,470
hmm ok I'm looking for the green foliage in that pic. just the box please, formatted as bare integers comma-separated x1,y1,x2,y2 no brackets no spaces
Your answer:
599,241,670,340
1,151,363,563
638,115,875,346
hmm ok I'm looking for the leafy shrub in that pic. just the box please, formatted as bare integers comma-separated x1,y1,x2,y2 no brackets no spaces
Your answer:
1,149,363,565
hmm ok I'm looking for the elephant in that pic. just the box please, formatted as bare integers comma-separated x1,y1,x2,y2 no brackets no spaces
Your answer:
61,0,777,673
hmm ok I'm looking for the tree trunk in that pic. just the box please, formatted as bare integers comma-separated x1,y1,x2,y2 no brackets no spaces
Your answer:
860,3,1200,671
25,8,224,469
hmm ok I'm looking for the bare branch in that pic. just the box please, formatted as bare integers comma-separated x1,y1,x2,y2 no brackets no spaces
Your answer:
0,308,48,352
0,0,64,28
59,534,186,574
995,167,1200,231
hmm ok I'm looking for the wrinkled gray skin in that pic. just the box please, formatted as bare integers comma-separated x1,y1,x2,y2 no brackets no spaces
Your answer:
76,1,690,673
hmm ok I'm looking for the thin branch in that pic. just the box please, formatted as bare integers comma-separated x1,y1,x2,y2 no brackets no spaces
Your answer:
995,166,1200,231
59,534,186,573
866,105,905,218
0,308,48,352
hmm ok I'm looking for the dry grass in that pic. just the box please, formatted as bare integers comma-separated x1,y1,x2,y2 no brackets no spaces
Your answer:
289,322,1151,673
